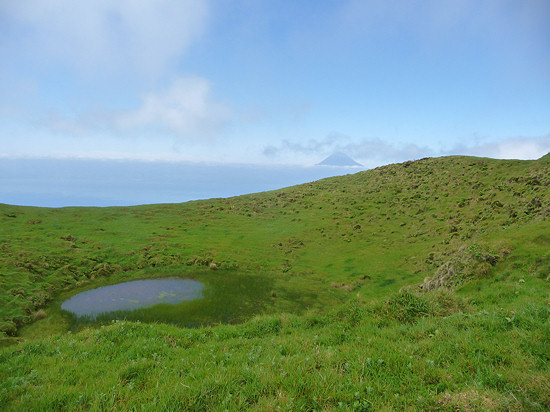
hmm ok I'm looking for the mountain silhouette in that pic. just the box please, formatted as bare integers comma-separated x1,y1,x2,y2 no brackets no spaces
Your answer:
317,152,362,166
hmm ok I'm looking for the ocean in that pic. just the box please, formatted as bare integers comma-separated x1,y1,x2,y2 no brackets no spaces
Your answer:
0,158,364,207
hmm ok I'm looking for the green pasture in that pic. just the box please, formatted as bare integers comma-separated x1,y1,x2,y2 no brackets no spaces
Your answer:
0,154,548,410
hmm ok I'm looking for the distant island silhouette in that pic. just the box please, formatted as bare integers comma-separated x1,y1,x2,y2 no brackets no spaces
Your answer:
317,152,362,166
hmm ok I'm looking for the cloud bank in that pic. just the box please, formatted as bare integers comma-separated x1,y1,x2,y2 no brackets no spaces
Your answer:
453,134,550,160
264,133,550,165
264,132,432,165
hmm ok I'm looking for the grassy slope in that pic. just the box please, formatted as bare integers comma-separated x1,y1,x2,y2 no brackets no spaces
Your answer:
0,155,548,410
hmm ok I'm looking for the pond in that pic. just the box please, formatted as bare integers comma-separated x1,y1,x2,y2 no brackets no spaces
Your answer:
61,278,204,318
56,271,276,330
20,269,337,338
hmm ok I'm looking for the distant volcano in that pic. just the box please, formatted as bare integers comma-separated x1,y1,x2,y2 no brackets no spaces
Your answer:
317,152,362,167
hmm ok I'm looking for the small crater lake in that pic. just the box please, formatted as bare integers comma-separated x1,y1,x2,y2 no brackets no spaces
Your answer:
61,278,204,318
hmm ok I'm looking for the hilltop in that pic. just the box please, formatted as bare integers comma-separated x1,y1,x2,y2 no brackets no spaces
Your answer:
0,155,549,410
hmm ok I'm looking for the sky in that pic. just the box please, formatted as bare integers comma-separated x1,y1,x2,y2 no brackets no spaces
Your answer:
1,0,549,169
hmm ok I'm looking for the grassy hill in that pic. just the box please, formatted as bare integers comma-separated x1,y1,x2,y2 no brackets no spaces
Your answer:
1,155,549,410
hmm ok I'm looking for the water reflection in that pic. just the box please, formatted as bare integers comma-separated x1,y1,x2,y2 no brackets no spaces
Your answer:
61,278,204,318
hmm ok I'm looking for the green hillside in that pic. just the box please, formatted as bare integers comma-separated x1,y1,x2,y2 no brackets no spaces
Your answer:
1,155,549,410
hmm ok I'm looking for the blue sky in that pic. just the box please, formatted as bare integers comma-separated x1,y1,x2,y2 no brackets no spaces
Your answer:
1,0,549,168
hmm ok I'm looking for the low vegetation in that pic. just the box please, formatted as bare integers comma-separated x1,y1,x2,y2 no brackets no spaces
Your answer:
1,154,549,410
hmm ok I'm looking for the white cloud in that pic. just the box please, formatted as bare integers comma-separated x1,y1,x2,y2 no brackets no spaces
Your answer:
263,132,350,156
116,76,231,138
35,76,231,141
1,0,209,77
0,2,226,141
264,133,550,167
453,135,550,160
264,132,432,165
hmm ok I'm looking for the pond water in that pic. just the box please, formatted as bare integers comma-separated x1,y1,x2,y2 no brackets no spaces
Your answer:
61,278,204,318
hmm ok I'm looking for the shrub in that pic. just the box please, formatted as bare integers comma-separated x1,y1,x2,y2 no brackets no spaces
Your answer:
385,291,431,323
31,309,47,321
421,244,503,291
